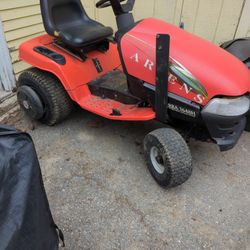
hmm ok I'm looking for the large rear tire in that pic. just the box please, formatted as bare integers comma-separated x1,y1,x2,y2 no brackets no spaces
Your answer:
144,128,192,188
17,68,74,126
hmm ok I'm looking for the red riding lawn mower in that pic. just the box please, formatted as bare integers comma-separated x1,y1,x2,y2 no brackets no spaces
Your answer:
17,0,250,188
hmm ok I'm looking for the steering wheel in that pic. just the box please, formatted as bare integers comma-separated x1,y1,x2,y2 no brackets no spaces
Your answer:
96,0,126,9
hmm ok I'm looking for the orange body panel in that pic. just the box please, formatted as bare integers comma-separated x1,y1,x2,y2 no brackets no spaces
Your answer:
19,34,121,101
19,34,155,121
78,96,155,121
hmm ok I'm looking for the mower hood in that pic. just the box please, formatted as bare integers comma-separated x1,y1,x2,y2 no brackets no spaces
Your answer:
120,18,250,105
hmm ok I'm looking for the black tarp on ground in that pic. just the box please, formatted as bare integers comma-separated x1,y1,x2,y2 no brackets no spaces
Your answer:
0,125,63,250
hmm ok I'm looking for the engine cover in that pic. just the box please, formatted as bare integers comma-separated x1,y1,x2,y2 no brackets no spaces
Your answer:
120,18,250,106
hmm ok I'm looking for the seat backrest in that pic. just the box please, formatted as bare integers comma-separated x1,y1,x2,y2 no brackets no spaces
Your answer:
40,0,91,36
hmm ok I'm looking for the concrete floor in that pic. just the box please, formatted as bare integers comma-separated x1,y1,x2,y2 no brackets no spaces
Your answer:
0,90,11,102
5,108,250,250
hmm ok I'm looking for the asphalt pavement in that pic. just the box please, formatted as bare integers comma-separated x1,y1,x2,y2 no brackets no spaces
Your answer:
4,107,250,250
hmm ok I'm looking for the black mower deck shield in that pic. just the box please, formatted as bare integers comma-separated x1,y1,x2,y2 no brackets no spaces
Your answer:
155,34,170,123
0,125,63,250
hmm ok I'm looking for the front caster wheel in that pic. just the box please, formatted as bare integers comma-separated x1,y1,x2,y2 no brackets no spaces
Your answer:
144,128,192,188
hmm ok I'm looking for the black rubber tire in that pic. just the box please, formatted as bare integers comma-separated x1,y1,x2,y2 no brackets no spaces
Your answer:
17,85,44,120
144,128,192,188
245,114,250,132
18,68,74,126
245,115,250,132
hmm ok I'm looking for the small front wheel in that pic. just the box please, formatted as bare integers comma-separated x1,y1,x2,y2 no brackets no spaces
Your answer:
144,128,192,188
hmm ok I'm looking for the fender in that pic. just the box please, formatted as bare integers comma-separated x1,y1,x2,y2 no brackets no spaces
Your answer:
19,34,121,102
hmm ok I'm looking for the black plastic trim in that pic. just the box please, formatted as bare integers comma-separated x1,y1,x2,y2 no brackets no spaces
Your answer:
202,112,247,151
92,58,103,73
155,34,170,123
33,46,66,65
89,84,141,105
143,82,201,122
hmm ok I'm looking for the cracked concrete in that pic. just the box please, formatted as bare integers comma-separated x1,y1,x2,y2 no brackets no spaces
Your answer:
0,94,17,117
2,107,250,250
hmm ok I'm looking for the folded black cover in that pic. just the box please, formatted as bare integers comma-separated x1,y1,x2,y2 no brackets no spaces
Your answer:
221,37,250,68
0,125,61,250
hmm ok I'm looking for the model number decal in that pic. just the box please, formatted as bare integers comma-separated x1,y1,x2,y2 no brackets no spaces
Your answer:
168,103,197,118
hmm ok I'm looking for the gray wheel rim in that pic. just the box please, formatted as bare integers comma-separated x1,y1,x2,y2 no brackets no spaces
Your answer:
150,146,165,174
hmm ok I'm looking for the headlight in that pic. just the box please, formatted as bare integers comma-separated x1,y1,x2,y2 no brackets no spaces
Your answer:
202,96,250,116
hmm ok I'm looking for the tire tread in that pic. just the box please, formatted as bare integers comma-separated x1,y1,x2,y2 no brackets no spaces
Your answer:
144,128,192,188
18,68,73,125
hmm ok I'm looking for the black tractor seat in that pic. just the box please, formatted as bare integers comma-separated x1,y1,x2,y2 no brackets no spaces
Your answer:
40,0,113,48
